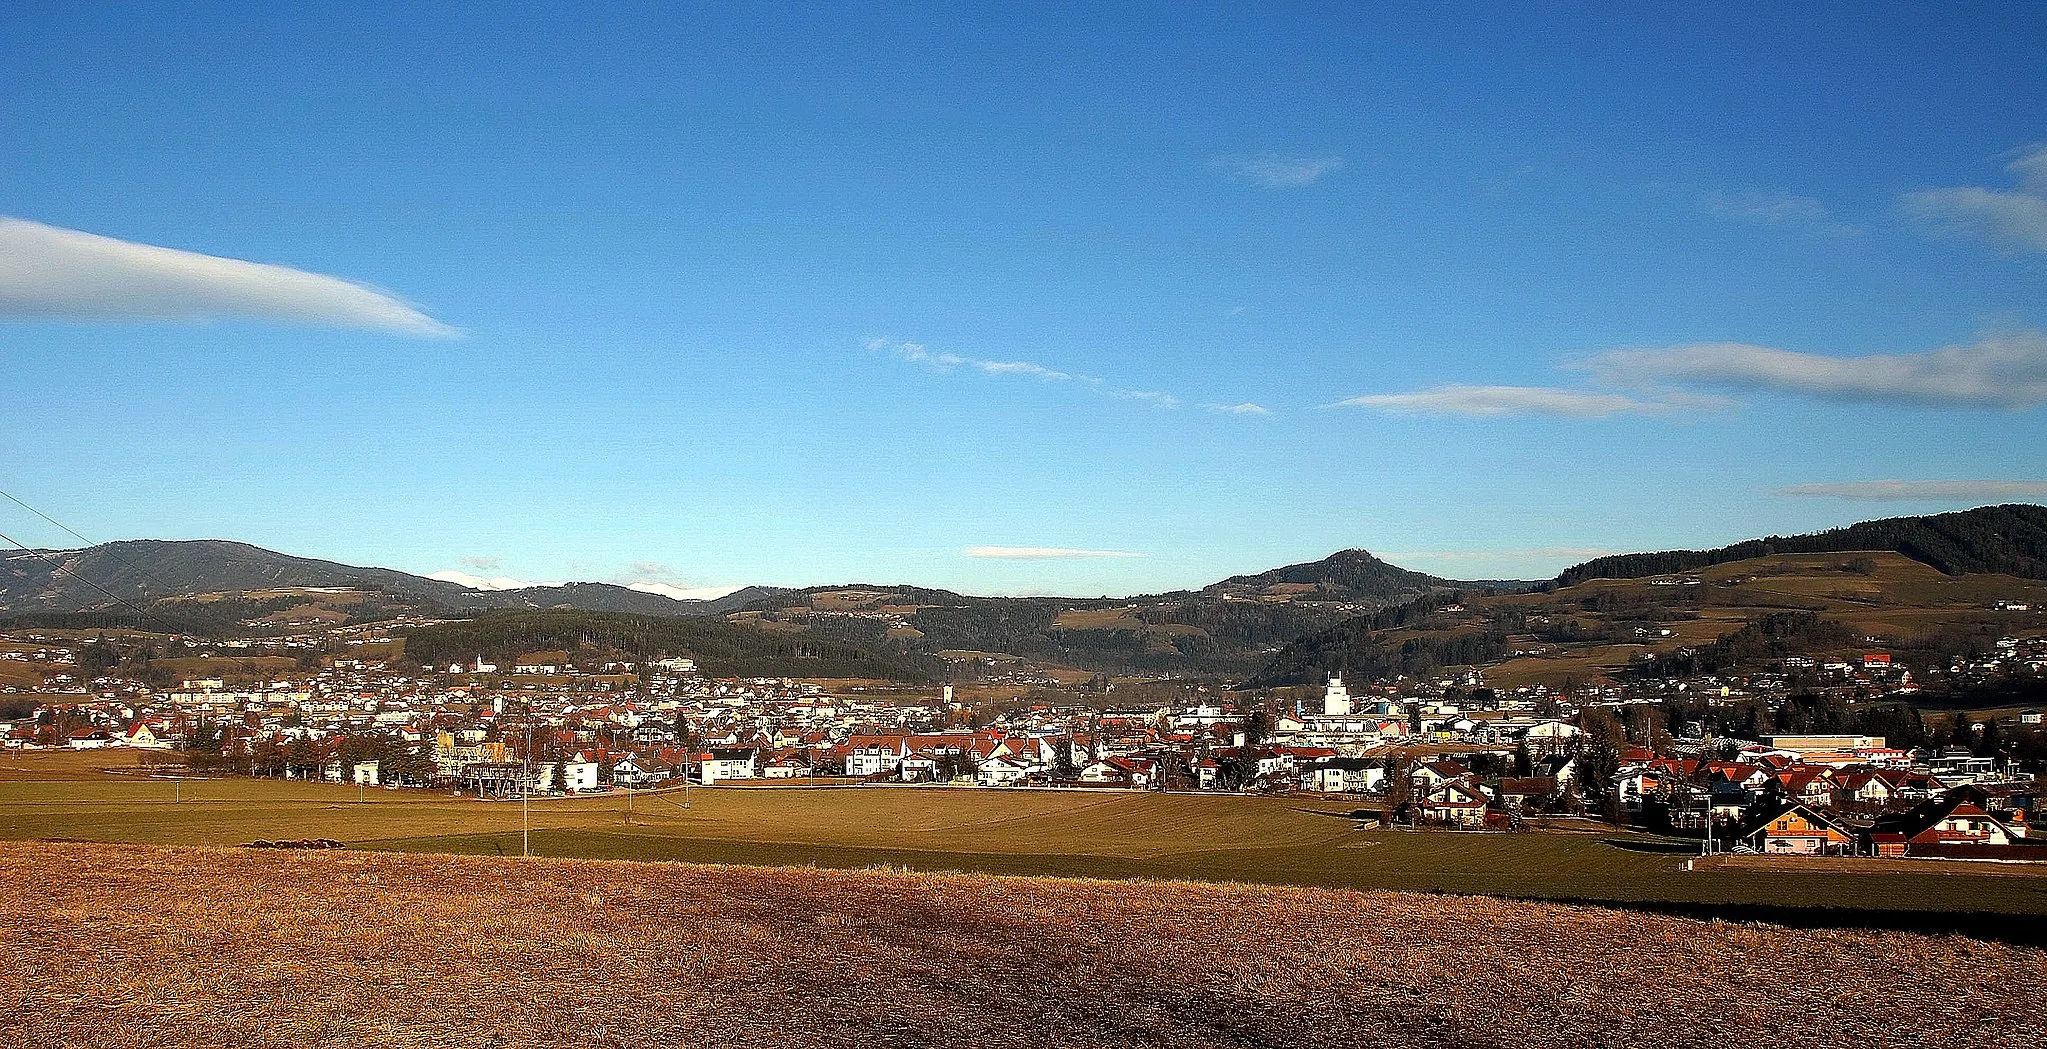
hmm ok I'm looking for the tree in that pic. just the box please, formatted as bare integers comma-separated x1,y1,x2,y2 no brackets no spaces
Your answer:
1853,703,1926,750
1051,737,1080,780
1947,713,1977,749
1576,707,1627,824
1382,752,1414,810
1241,705,1271,748
1975,718,2005,760
79,636,120,678
550,760,568,793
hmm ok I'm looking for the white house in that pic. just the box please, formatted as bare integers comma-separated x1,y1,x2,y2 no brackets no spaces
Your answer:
563,759,599,792
612,755,671,787
700,748,758,784
974,755,1031,787
66,729,114,749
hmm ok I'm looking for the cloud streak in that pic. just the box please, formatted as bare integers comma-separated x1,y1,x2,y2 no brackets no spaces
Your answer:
1212,153,1343,188
866,338,1266,416
1772,480,2047,502
1582,333,2047,410
0,216,458,337
1698,190,1858,236
965,547,1146,560
1332,385,1718,418
1904,145,2047,253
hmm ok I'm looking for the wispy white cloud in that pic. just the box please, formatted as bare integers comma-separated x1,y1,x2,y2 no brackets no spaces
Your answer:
1202,401,1270,416
1115,389,1182,408
965,547,1146,560
458,555,503,572
429,569,540,591
1581,332,2047,409
1772,479,2047,502
1698,190,1859,236
1332,385,1720,418
1904,144,2047,253
1212,153,1343,188
865,337,1263,416
0,217,459,337
624,580,750,601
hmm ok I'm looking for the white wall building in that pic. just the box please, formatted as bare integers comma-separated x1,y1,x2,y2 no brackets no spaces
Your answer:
1323,676,1352,717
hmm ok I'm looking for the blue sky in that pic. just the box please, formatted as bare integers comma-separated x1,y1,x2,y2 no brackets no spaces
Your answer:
4,3,2045,596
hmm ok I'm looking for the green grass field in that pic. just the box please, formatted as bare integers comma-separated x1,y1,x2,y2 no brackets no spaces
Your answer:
5,751,2047,933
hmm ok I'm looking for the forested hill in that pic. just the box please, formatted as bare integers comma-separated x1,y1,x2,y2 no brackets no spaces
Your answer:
1203,548,1459,602
400,610,941,682
1242,592,1504,688
0,539,772,618
1552,504,2047,588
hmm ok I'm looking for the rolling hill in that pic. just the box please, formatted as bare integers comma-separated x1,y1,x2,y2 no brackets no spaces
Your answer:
400,608,942,681
17,507,2045,686
1551,503,2047,587
1250,549,2047,689
0,540,1476,679
727,549,1471,676
0,540,774,619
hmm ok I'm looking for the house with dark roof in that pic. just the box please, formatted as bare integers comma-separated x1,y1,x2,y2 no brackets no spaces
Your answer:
1738,799,1852,855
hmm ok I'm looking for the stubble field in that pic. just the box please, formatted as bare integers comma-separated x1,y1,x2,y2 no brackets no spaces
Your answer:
2,840,2042,1049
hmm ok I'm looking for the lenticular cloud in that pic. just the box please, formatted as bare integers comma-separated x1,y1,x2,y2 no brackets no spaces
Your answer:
0,217,458,337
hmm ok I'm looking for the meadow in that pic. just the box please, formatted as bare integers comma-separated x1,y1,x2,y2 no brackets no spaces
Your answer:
4,750,2046,938
3,840,2042,1049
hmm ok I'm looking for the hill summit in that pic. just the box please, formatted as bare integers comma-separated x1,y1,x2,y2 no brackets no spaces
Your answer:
1206,548,1452,604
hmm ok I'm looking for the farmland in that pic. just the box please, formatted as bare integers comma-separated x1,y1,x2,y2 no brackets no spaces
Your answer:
1407,551,2047,690
3,840,2043,1049
4,751,2047,935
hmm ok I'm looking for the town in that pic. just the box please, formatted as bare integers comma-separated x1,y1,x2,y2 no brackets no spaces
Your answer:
7,617,2043,861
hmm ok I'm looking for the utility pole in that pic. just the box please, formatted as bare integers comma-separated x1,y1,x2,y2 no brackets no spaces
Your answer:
522,699,532,859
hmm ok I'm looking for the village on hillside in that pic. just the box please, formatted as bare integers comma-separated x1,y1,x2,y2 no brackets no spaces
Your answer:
4,621,2045,861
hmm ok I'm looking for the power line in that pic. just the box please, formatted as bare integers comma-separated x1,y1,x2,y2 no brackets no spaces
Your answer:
0,492,291,684
0,526,160,623
0,488,108,553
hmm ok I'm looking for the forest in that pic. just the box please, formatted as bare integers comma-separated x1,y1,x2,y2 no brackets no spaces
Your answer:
1550,504,2047,587
400,610,941,681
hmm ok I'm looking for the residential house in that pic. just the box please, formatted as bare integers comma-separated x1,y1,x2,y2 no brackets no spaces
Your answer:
700,747,758,784
1738,800,1852,855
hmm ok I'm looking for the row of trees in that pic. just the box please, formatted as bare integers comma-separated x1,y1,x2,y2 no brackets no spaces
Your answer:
182,722,437,784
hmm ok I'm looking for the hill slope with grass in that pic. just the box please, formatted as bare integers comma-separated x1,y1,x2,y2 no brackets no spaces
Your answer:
1250,548,2047,690
1553,503,2047,587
